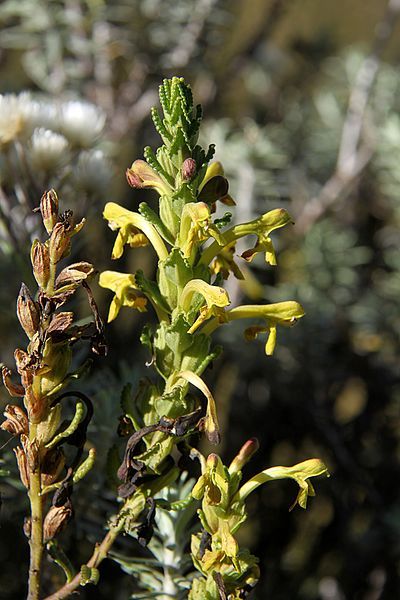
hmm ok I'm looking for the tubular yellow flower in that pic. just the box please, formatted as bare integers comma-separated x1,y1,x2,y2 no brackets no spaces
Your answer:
229,301,305,355
236,458,330,510
179,279,230,334
103,202,168,261
177,202,225,259
126,159,172,196
99,270,147,322
198,161,225,191
200,207,292,266
176,370,220,444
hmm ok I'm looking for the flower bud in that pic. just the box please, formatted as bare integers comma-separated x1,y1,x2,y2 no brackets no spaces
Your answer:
14,446,30,488
31,240,50,289
40,189,59,234
43,503,73,542
1,404,28,435
16,283,40,339
126,167,143,188
229,438,259,474
49,221,71,264
182,158,196,181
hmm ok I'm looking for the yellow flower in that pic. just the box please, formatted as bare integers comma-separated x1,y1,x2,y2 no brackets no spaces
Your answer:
177,202,225,259
210,242,244,280
179,279,230,334
99,271,147,322
176,371,220,444
104,202,168,261
236,458,329,510
228,300,305,355
200,207,292,267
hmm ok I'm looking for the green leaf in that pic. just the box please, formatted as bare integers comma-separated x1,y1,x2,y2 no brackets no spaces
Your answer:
138,202,175,244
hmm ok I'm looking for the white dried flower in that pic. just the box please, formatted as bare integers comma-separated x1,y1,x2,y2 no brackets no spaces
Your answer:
0,93,42,145
59,100,106,147
74,149,111,197
27,128,70,172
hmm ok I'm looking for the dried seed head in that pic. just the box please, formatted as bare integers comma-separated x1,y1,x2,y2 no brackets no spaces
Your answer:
31,240,50,289
21,434,40,472
55,262,94,288
43,503,72,542
25,386,47,424
49,221,71,264
40,189,59,234
14,446,30,488
1,404,28,435
182,158,196,181
41,448,65,486
16,283,40,339
1,366,24,397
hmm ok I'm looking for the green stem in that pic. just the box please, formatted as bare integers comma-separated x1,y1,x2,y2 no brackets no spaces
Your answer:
27,425,44,600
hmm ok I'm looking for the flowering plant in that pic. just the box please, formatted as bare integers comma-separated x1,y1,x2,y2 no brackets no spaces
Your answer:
1,77,328,600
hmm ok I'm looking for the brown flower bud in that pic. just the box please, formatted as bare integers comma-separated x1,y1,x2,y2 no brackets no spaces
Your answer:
43,503,72,542
126,167,144,188
31,240,50,289
14,446,30,488
23,517,32,538
182,158,196,181
2,366,24,397
229,438,259,474
17,283,40,339
40,189,59,234
1,404,28,435
49,222,71,264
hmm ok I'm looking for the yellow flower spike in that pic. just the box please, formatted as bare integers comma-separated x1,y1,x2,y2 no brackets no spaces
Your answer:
99,270,147,322
179,279,230,334
176,370,220,444
103,202,168,261
236,458,330,510
177,202,225,259
126,159,172,196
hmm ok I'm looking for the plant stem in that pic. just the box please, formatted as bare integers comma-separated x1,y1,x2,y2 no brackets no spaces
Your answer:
43,527,121,600
28,425,44,600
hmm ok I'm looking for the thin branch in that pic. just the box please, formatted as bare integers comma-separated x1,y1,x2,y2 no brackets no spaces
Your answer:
295,0,400,234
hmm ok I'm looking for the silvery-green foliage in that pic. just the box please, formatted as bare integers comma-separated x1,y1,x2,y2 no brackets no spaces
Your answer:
111,473,198,600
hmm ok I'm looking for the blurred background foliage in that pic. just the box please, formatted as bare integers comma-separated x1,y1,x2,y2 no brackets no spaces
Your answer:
0,0,399,598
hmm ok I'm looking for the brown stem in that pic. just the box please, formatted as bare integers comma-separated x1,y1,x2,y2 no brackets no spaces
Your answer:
43,520,124,600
